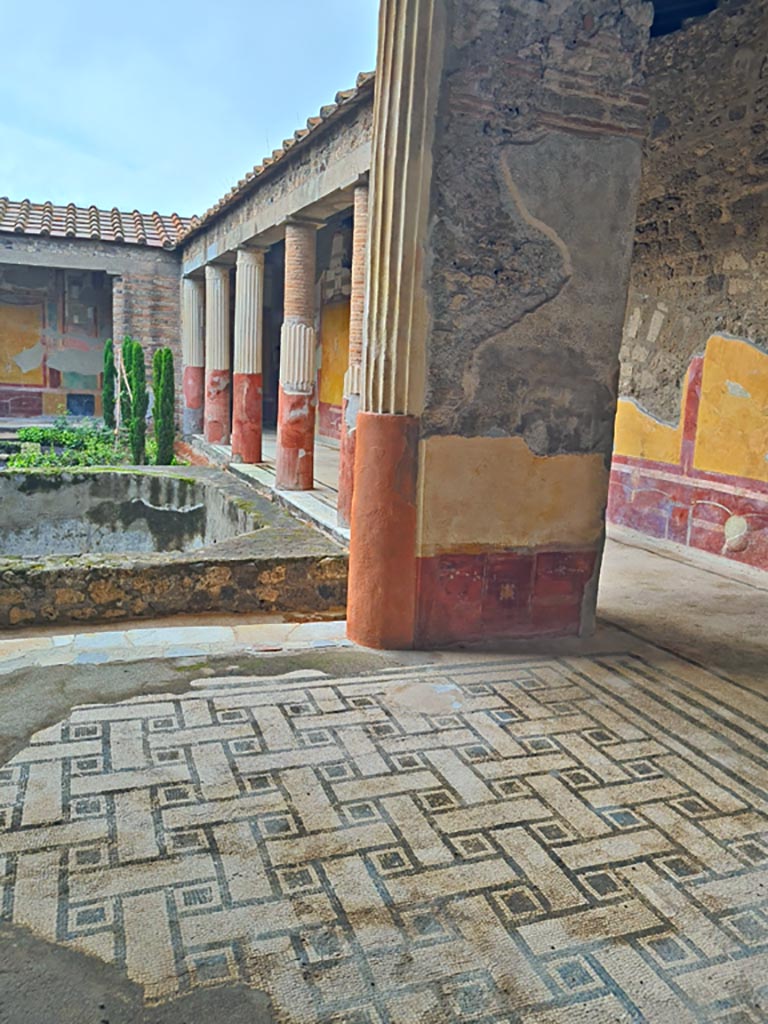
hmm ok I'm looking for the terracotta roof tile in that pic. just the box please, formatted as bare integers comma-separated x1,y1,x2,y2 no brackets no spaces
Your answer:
0,198,195,248
180,70,375,244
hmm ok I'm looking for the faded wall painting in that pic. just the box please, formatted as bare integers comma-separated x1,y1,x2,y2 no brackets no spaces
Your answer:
0,265,111,417
609,333,768,570
317,228,351,440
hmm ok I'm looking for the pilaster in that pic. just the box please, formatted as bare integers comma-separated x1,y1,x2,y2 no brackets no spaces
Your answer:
337,181,369,528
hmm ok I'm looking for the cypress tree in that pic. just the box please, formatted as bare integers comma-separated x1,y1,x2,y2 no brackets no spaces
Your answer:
103,338,116,428
153,347,175,464
127,341,147,464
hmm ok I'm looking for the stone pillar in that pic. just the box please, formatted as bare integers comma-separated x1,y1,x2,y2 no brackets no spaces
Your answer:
231,248,265,463
275,220,317,490
337,182,369,528
203,264,231,445
181,277,205,435
347,0,651,649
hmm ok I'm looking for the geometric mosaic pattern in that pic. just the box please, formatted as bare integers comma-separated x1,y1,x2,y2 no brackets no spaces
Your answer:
1,654,766,1022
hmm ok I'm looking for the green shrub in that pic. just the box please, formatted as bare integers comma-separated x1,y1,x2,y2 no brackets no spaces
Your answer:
153,347,175,465
9,420,126,468
103,338,116,429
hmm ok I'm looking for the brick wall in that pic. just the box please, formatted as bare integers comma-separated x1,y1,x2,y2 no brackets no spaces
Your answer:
112,267,183,418
620,0,768,422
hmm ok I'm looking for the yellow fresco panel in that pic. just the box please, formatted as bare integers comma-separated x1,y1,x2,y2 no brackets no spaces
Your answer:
418,435,608,556
318,300,350,409
613,397,682,465
0,303,44,386
694,334,768,483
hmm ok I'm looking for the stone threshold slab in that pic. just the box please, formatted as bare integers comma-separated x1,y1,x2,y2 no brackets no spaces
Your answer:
0,618,349,677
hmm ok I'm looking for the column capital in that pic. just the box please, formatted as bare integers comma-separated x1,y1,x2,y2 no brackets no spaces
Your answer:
285,215,324,232
204,262,230,281
236,246,266,268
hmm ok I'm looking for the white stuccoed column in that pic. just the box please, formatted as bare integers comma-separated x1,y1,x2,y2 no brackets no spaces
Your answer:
231,247,265,463
203,263,231,444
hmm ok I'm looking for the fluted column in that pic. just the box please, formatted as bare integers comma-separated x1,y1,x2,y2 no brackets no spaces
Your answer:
203,263,231,444
337,181,369,528
347,0,444,648
347,0,650,651
231,248,265,463
181,277,205,435
275,220,318,490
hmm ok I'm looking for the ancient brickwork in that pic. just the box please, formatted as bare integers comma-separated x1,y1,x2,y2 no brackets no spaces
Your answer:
621,0,768,421
112,264,183,419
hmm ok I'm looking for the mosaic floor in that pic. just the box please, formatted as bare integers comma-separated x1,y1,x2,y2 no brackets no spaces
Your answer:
1,653,766,1022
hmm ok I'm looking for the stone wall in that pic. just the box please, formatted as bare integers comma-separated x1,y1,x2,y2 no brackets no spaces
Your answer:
0,467,347,628
112,266,182,420
621,0,768,421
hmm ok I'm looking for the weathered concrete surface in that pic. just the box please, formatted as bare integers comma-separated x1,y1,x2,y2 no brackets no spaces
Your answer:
1,471,218,557
0,467,347,629
599,530,768,684
0,920,276,1024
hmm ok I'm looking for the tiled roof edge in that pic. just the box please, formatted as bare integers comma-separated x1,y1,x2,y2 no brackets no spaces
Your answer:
0,197,197,249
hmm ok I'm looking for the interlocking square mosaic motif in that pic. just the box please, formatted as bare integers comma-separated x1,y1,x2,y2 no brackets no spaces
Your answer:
0,653,766,1022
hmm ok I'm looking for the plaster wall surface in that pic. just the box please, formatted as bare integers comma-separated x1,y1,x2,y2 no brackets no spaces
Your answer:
0,264,111,416
609,333,768,569
0,235,182,420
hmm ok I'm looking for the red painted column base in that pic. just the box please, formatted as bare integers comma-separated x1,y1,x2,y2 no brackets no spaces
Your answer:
275,386,315,490
182,365,204,436
204,369,231,445
347,412,420,650
337,394,357,528
231,372,263,464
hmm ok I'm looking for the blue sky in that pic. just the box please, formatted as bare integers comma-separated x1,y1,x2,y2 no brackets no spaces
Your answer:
0,0,379,217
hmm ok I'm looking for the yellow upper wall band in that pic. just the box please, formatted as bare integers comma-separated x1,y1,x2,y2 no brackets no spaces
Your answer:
613,334,768,485
694,334,768,483
418,435,607,556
